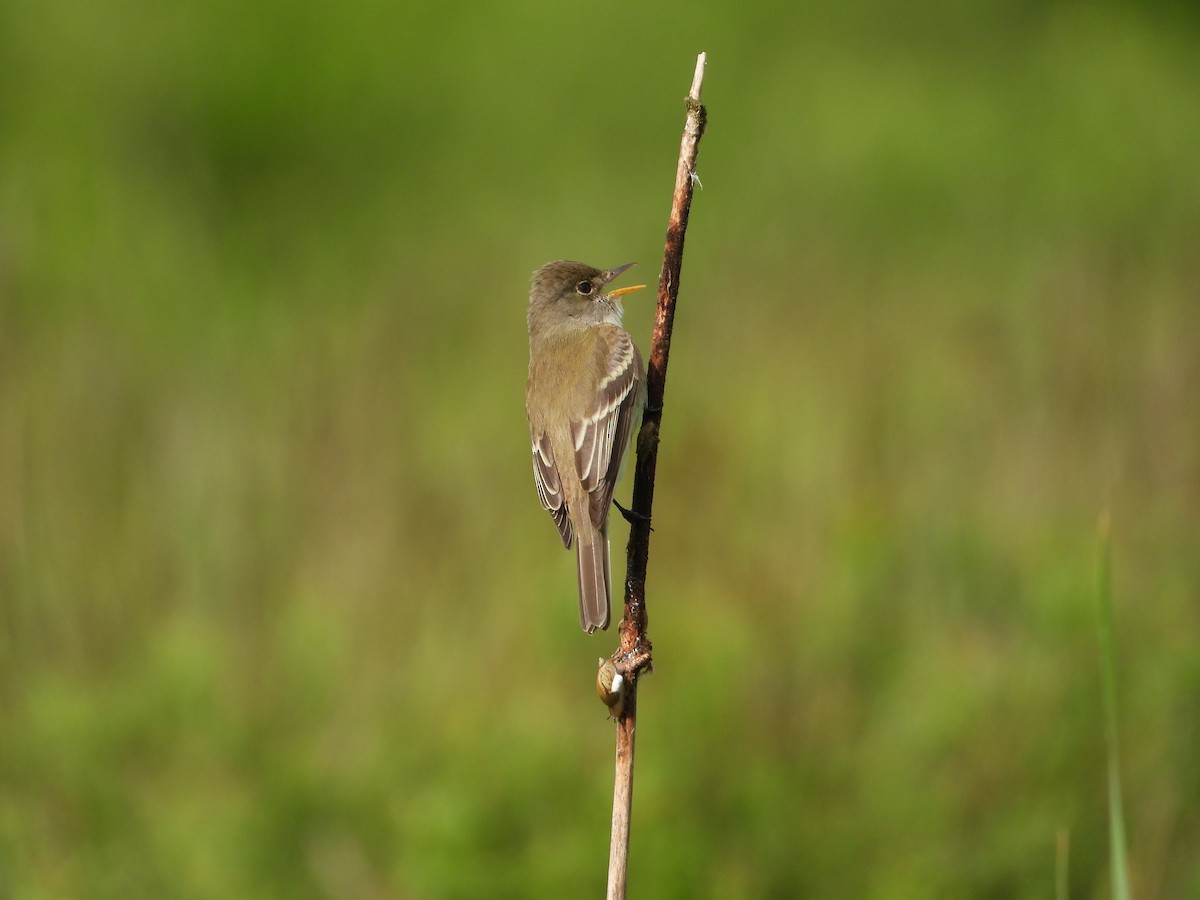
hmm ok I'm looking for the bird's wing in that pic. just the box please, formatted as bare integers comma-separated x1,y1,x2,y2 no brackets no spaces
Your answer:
569,329,644,530
531,430,573,548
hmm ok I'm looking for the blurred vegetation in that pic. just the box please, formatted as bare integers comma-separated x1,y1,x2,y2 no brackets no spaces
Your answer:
1,0,1198,896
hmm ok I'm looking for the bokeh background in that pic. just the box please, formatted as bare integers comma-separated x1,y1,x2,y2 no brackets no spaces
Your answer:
2,0,1198,897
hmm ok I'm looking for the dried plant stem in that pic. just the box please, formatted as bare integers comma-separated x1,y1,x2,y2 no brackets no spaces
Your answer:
605,51,708,900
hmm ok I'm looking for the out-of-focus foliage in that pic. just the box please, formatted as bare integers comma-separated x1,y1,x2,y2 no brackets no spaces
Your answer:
1,0,1198,897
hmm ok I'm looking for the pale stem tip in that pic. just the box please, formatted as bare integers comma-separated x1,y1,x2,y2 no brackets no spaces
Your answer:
690,53,707,101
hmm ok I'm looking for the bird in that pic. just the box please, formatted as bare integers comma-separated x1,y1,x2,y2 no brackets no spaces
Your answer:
525,260,646,632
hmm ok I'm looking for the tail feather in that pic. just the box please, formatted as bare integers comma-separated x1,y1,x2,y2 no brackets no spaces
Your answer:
575,531,611,633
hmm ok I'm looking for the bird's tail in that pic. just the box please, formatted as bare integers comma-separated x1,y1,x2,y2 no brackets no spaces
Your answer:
575,529,611,633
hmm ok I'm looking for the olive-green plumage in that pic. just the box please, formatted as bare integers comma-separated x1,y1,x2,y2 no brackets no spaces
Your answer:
526,261,646,632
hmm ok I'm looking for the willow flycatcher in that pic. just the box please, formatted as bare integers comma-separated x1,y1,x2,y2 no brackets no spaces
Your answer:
526,260,646,633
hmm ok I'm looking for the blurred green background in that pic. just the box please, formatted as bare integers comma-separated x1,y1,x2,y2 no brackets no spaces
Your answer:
2,0,1198,896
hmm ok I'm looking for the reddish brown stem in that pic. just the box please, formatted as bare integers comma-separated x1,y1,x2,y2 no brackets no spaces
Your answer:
605,51,708,900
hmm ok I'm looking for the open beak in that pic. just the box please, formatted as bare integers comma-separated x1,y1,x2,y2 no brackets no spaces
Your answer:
604,262,645,299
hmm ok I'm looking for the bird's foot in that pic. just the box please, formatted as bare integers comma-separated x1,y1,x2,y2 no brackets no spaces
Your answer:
614,499,652,529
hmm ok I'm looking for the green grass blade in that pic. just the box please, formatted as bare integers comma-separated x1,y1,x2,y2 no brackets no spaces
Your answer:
1096,513,1132,900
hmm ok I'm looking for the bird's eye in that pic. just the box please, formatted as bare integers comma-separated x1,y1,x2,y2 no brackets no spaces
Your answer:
575,280,594,295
